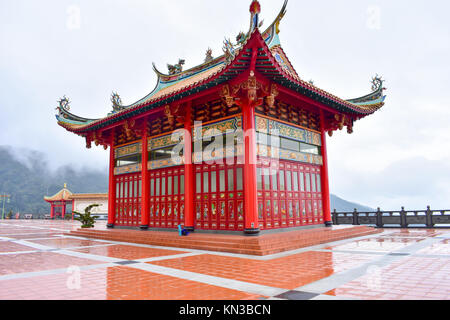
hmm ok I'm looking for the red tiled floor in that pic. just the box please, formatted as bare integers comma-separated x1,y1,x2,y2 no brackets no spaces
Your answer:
324,237,421,252
1,221,449,301
71,245,187,260
379,229,445,238
325,256,450,300
4,233,63,240
417,239,450,255
0,242,35,253
28,238,110,249
0,266,263,300
149,251,378,290
0,252,104,276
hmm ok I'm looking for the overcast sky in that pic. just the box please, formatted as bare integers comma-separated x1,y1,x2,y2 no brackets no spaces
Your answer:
1,0,449,210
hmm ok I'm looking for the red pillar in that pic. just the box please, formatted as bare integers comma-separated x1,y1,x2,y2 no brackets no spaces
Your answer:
243,101,260,235
107,141,116,228
140,133,150,229
50,205,54,219
72,200,74,221
62,202,66,219
184,102,195,231
320,110,332,227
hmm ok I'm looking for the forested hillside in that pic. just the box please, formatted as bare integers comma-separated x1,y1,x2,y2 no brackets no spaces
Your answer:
0,146,107,214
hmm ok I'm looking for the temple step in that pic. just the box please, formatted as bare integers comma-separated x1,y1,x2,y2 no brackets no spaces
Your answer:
66,226,381,256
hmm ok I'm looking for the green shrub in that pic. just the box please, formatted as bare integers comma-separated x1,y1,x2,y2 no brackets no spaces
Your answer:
73,204,100,228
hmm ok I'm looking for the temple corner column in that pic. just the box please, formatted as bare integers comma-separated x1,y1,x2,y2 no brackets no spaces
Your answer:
320,110,332,227
50,205,54,219
184,101,195,232
107,141,116,229
140,132,150,230
243,101,260,235
62,202,66,219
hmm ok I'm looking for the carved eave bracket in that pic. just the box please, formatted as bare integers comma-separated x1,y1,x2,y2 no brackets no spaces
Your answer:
84,131,109,150
221,72,278,108
327,114,354,137
164,104,182,126
123,119,136,140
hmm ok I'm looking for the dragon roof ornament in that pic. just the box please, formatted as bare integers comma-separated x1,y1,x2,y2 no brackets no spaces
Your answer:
56,96,71,114
110,91,125,115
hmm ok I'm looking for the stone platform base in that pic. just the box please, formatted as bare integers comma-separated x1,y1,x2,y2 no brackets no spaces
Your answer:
67,225,381,256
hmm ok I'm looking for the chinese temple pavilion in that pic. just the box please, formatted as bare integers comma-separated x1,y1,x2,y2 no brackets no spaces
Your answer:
44,184,73,219
54,1,386,235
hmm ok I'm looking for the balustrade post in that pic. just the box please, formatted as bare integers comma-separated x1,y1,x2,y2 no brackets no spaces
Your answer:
352,208,359,225
426,206,434,228
400,207,407,228
376,207,383,228
332,209,337,225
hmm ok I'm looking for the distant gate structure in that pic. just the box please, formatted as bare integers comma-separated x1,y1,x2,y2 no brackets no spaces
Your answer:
44,184,73,219
44,185,108,220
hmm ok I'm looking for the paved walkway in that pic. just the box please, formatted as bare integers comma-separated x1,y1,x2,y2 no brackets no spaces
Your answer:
0,220,448,300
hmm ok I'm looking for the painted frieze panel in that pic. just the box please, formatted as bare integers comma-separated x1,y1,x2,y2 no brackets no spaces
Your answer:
193,145,244,163
114,163,142,176
256,116,321,147
148,156,183,170
148,130,184,151
193,116,242,142
257,144,323,166
115,142,142,159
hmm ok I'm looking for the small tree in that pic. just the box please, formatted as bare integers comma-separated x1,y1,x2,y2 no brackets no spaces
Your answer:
6,210,13,219
73,204,101,228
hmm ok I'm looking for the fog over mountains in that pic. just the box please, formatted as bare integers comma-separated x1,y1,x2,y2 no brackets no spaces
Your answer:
0,146,373,214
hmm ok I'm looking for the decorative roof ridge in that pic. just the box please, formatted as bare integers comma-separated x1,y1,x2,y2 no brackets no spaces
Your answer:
251,30,385,115
44,185,73,202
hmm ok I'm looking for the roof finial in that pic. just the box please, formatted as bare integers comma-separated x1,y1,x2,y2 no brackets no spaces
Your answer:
64,183,67,189
249,0,261,31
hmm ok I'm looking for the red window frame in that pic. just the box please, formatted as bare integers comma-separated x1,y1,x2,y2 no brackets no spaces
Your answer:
194,159,244,231
257,158,323,230
148,166,184,229
115,173,142,227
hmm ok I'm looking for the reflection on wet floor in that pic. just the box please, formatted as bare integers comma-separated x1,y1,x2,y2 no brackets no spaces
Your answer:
0,220,449,300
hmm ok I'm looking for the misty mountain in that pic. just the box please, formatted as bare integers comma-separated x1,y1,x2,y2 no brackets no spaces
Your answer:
330,194,374,212
0,145,373,214
0,146,107,214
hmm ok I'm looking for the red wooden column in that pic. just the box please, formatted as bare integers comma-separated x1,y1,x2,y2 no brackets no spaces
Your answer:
62,202,66,219
140,133,150,230
107,141,116,228
320,110,332,227
184,102,195,231
50,205,54,219
243,101,260,235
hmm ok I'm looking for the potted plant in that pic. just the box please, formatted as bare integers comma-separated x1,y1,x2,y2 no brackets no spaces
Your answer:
73,204,100,228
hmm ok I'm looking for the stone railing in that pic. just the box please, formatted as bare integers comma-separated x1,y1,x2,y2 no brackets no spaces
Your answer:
332,207,450,228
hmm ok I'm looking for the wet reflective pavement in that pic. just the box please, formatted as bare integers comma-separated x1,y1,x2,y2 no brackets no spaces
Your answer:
0,220,449,300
